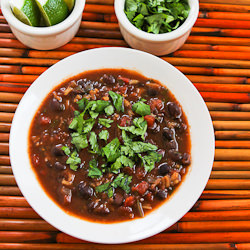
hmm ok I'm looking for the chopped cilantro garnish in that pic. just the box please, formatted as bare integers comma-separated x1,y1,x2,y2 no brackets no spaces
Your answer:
102,138,121,162
99,130,109,142
105,105,114,116
139,151,162,172
95,182,111,193
66,151,81,171
88,159,102,178
61,146,70,156
71,132,88,151
111,155,135,173
82,118,95,134
111,173,132,194
109,91,124,112
99,118,114,128
132,101,151,116
89,132,100,154
95,100,110,112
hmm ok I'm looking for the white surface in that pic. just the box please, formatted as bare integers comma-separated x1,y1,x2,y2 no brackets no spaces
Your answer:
1,0,85,50
115,0,199,56
10,47,215,244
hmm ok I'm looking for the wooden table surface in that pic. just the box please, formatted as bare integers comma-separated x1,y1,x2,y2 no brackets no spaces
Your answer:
1,0,250,249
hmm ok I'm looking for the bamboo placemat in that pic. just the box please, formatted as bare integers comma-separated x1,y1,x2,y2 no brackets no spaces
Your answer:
1,0,250,249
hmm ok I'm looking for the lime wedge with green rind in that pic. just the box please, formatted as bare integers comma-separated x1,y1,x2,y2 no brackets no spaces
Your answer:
63,0,75,11
35,0,69,26
10,0,41,27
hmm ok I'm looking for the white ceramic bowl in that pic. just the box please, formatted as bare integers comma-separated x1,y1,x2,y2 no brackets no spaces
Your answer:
1,0,85,50
115,0,199,56
10,47,214,244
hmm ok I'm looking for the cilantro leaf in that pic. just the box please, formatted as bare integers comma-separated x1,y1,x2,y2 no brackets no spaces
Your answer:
99,130,109,142
88,159,102,178
95,182,111,193
82,118,95,134
61,146,70,156
109,91,124,112
131,141,158,153
139,151,162,172
105,105,114,116
71,132,88,151
66,151,81,171
110,155,134,174
132,101,151,116
99,118,114,128
95,100,110,113
77,98,89,111
89,132,100,154
102,138,121,162
111,173,132,193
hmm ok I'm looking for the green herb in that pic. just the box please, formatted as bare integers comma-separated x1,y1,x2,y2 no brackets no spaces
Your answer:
95,182,111,193
99,130,109,142
109,91,124,112
111,155,134,173
95,100,110,112
61,146,70,156
118,116,147,140
139,151,162,172
132,101,151,116
124,0,190,34
71,132,88,151
77,98,89,111
69,117,78,130
88,159,102,178
99,118,114,128
102,138,121,162
111,173,132,193
66,151,81,171
89,110,99,119
89,132,100,154
105,105,114,116
82,118,95,134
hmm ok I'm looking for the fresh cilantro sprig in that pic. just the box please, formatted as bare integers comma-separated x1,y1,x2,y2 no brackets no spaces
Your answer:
124,0,190,34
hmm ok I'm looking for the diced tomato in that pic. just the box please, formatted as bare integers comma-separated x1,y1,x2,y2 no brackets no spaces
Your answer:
120,116,131,127
135,167,146,180
119,86,128,95
150,99,163,111
132,181,149,196
40,116,51,125
32,154,40,167
118,76,130,84
145,192,154,202
144,115,155,128
124,196,135,207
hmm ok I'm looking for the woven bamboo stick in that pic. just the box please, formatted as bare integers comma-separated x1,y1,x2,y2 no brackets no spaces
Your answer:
213,121,250,130
0,231,56,243
201,190,250,200
57,232,250,244
0,65,20,74
163,57,250,69
201,92,250,103
0,48,24,57
199,3,250,13
22,66,47,75
0,103,17,112
0,133,10,142
188,75,250,82
28,51,74,60
199,0,250,5
215,141,250,149
0,187,21,196
0,207,39,219
0,57,59,66
0,83,29,93
0,143,9,154
0,123,12,132
80,21,119,30
181,210,250,222
0,175,16,186
0,155,10,165
0,24,11,33
0,113,14,123
70,37,127,46
210,171,250,179
0,219,57,231
0,197,29,207
215,149,250,161
206,103,250,112
0,243,237,250
77,29,122,39
82,12,105,22
84,4,114,14
0,33,15,39
206,179,250,190
174,50,250,60
0,92,23,103
192,199,250,211
211,111,250,121
213,162,250,171
199,11,250,20
195,19,250,29
194,83,250,93
86,0,114,4
0,166,12,174
0,38,26,49
0,75,37,83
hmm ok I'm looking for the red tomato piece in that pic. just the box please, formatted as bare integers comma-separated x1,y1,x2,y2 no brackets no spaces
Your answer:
120,116,131,127
40,116,51,125
132,181,149,196
150,99,163,111
144,115,155,128
124,196,135,207
118,76,130,84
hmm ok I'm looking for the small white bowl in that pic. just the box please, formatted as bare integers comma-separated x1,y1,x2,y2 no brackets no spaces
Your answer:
115,0,199,56
1,0,85,50
10,47,214,244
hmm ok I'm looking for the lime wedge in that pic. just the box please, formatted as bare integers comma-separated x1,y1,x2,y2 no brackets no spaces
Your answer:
35,0,69,26
64,0,75,11
10,0,41,27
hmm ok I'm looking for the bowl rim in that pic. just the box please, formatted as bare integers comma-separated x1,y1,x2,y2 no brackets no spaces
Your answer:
9,47,215,244
1,0,85,36
114,0,199,42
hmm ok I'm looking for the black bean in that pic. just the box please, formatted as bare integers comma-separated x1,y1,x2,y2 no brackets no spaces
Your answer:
163,127,174,140
182,153,191,166
177,123,187,133
46,161,53,168
168,150,182,162
166,140,178,150
156,190,168,200
78,182,93,199
158,163,170,176
113,193,124,206
51,145,65,157
50,98,64,112
147,88,158,97
94,204,110,215
54,162,66,170
167,102,182,118
101,74,116,85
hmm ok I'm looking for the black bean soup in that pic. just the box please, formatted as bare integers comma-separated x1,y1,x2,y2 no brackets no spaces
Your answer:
29,69,191,223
